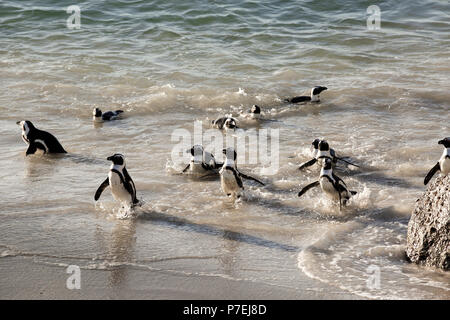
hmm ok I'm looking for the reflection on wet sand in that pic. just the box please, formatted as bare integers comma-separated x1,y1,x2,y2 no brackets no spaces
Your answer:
108,220,137,290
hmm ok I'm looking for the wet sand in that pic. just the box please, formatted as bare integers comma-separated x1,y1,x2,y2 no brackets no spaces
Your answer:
0,256,359,299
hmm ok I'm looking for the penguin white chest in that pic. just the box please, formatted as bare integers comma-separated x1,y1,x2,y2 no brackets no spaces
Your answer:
220,170,241,195
93,116,103,123
320,177,338,199
108,171,132,203
440,157,450,175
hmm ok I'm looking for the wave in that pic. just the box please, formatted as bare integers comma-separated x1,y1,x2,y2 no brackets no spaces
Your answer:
297,216,450,299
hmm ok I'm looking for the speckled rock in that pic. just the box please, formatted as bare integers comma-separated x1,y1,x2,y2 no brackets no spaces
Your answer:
406,175,449,270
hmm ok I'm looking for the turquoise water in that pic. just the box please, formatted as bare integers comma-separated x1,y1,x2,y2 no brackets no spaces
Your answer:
0,0,449,299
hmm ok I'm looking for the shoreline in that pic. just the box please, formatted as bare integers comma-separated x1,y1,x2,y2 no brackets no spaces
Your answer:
0,256,360,300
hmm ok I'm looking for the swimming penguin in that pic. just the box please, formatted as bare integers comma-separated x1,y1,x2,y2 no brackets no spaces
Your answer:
212,116,238,131
182,145,222,174
16,120,67,155
298,158,357,210
249,105,262,120
93,107,124,122
298,139,359,170
424,137,450,185
94,153,139,207
285,86,328,103
219,147,265,199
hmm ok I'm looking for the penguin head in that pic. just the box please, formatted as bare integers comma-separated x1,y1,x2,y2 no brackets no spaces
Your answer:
93,108,102,117
107,153,126,167
250,105,261,114
311,139,321,150
223,147,237,161
322,158,333,170
438,137,450,148
249,105,262,119
224,118,237,130
187,145,204,162
310,86,327,102
16,120,35,134
318,140,330,151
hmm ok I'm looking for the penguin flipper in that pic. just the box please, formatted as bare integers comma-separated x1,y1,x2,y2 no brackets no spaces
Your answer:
122,168,137,203
201,162,219,175
336,156,359,168
25,143,37,156
299,158,317,170
94,178,110,201
330,149,337,158
424,162,440,185
239,171,265,186
332,172,347,188
227,167,244,189
298,181,319,197
199,172,219,179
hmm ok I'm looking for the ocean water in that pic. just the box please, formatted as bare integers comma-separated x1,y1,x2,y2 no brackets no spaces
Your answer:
0,0,449,299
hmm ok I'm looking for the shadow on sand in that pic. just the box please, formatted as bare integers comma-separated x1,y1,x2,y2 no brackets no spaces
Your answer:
137,210,299,252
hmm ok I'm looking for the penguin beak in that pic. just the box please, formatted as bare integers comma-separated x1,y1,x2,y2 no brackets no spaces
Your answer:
16,121,21,125
438,139,444,145
107,156,113,161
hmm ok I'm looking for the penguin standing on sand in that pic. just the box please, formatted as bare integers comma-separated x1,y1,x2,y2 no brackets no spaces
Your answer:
94,153,139,207
93,107,124,122
298,139,359,170
286,86,327,103
182,145,222,174
219,147,265,199
16,120,67,155
424,137,450,185
298,158,357,210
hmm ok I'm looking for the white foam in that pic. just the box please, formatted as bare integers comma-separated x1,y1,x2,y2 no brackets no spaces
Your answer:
236,87,247,96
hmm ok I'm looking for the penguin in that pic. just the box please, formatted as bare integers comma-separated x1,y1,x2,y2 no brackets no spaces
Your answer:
298,139,359,170
93,107,124,122
212,116,238,131
94,153,139,207
220,148,244,199
298,158,357,210
424,137,450,185
16,120,67,155
249,105,262,120
285,86,327,103
219,147,265,199
310,138,321,159
182,145,222,174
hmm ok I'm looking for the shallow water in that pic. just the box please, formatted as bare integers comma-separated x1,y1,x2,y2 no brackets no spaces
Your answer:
0,0,449,299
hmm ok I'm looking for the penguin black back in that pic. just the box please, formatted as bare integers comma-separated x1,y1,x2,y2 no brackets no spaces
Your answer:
17,120,67,155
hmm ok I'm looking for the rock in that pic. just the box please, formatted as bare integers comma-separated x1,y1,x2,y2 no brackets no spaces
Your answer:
406,175,449,270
